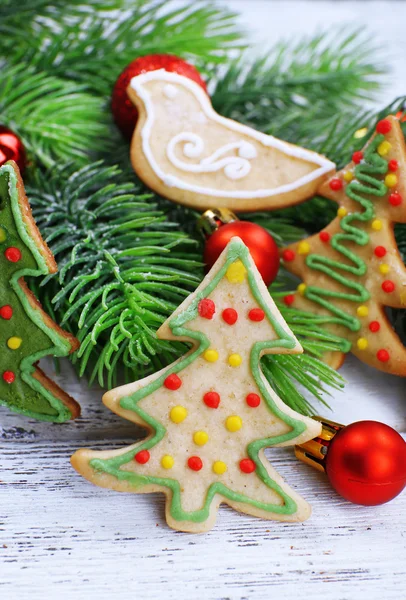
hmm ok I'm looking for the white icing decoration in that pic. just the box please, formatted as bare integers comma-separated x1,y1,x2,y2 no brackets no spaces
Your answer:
130,70,336,199
166,134,257,180
163,84,178,99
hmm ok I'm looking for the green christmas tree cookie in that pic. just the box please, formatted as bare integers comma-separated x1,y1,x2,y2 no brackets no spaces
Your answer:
72,237,321,532
0,161,80,422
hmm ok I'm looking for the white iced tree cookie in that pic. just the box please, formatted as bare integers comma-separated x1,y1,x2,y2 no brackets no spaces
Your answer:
127,70,335,212
71,238,321,533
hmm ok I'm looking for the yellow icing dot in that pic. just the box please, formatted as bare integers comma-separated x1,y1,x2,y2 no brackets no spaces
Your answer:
161,455,174,469
357,305,369,318
337,207,347,218
298,241,311,255
0,227,6,243
226,415,242,432
226,260,247,283
354,127,368,139
357,338,369,350
385,173,398,188
170,405,187,424
204,349,219,362
379,263,390,275
7,337,22,350
371,219,382,231
193,431,209,446
297,283,307,296
378,141,392,156
212,461,227,475
228,353,242,367
343,171,354,182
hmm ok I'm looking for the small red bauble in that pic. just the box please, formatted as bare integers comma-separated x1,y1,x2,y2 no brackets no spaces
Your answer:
248,308,265,322
329,178,343,191
319,231,331,243
2,371,15,384
188,456,203,471
204,221,280,286
374,245,386,258
376,119,392,134
0,305,13,320
198,298,216,319
369,320,380,333
377,348,390,362
5,247,21,262
382,280,395,293
283,294,295,306
0,126,26,173
325,421,406,505
389,192,402,206
222,308,238,325
111,54,207,138
282,249,295,262
246,393,261,408
352,151,363,164
164,373,182,390
135,450,150,464
388,159,398,172
239,458,256,474
203,391,220,409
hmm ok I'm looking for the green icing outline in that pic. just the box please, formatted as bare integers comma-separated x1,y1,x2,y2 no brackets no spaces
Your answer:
90,238,307,524
304,134,388,351
0,163,74,422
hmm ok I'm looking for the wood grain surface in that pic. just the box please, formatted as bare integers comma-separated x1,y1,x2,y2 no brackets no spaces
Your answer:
2,1,406,598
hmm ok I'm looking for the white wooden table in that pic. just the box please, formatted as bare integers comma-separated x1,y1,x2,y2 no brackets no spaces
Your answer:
1,2,406,599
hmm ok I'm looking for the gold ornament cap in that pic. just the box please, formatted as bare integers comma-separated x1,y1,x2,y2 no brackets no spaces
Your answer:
294,416,344,473
197,208,238,238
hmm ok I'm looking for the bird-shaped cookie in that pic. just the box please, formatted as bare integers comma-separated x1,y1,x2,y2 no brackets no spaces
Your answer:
127,70,335,212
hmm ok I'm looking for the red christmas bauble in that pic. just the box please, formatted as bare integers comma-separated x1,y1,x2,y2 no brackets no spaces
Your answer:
111,54,207,139
325,421,406,505
0,126,26,173
203,221,280,286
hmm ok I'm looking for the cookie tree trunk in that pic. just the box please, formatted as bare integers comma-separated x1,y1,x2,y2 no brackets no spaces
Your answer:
72,238,321,533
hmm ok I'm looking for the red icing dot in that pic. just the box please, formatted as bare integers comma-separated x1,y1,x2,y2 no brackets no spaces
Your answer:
198,298,216,319
0,305,13,320
203,391,220,409
329,178,343,191
369,321,381,333
388,159,398,172
319,231,331,243
239,458,256,474
374,246,387,258
382,280,395,293
5,247,21,262
283,294,295,306
222,308,238,325
135,450,150,464
376,119,392,134
389,192,402,206
352,151,363,164
377,349,390,363
246,393,261,408
248,308,265,322
164,373,182,390
282,249,295,262
188,456,203,471
2,371,15,384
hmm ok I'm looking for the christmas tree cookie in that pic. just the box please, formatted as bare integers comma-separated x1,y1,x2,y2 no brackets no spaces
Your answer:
281,116,406,375
72,237,321,533
0,161,80,421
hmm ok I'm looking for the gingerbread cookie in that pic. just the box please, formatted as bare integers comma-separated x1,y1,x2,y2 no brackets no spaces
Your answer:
72,237,321,533
127,70,335,212
281,116,406,375
0,161,80,421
